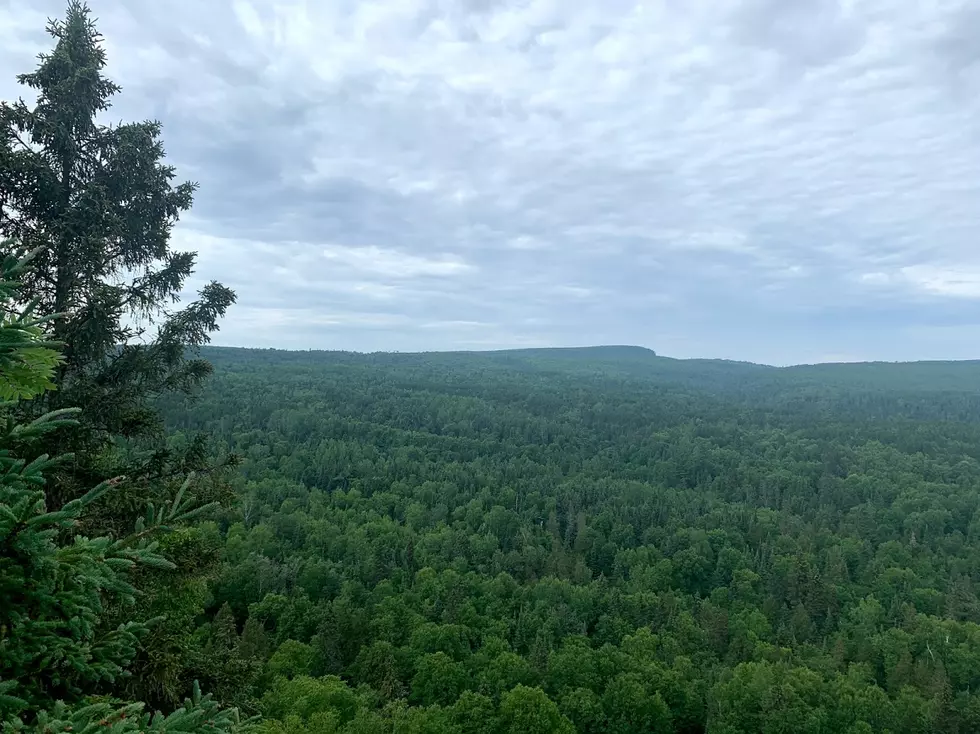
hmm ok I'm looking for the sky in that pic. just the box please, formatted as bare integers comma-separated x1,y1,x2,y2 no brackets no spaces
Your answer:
2,0,980,366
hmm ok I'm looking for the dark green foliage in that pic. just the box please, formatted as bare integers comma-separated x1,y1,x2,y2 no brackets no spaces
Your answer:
6,8,975,730
162,346,980,732
0,257,250,731
1,1,240,709
0,0,235,514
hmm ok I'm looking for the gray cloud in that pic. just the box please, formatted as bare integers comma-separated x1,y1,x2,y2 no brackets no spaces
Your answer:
3,0,980,365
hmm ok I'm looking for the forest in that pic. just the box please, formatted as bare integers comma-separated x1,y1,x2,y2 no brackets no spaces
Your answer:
152,345,980,734
4,3,980,733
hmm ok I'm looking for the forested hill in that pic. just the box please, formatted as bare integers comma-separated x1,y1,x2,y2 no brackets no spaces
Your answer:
201,345,980,422
201,343,980,389
154,345,980,732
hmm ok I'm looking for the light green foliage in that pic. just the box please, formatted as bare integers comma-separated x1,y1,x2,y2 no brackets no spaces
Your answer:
0,246,61,400
7,683,249,734
259,675,362,726
410,653,468,706
161,347,980,732
498,685,574,734
267,641,315,680
0,262,251,731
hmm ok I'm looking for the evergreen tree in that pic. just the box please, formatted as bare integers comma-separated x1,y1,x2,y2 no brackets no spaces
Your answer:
0,249,252,732
0,2,239,707
0,0,235,518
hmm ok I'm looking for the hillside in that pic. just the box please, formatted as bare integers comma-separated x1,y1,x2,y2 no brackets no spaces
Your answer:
153,345,980,732
203,344,980,387
7,1,979,730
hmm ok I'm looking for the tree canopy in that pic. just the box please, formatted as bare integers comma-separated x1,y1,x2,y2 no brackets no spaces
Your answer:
5,3,980,733
155,345,980,733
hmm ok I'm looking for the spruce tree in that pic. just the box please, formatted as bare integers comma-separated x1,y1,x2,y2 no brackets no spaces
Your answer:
0,1,240,707
0,0,235,517
0,248,253,732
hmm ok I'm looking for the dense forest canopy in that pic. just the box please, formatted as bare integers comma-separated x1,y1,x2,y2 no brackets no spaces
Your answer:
154,345,980,733
5,3,980,733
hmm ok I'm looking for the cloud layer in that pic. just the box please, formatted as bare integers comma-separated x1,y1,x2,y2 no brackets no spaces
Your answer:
3,0,980,364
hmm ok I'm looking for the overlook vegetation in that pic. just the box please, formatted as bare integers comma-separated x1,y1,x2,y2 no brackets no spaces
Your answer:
155,345,980,733
3,3,980,734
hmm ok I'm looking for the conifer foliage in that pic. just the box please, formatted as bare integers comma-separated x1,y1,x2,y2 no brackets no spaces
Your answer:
0,249,252,731
0,0,248,721
0,0,236,515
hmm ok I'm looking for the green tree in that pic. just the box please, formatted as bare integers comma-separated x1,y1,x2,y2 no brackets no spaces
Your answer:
259,675,362,728
450,691,497,734
557,687,606,734
0,252,250,732
602,674,673,734
349,641,407,701
192,603,262,711
0,0,235,517
477,652,535,699
267,640,315,680
0,0,238,707
411,652,469,706
710,662,830,734
498,686,574,734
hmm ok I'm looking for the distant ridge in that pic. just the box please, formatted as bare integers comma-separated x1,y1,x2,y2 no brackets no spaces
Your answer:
205,344,979,371
447,344,658,358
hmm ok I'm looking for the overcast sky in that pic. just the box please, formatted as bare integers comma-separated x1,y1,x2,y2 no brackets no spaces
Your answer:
3,0,980,365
